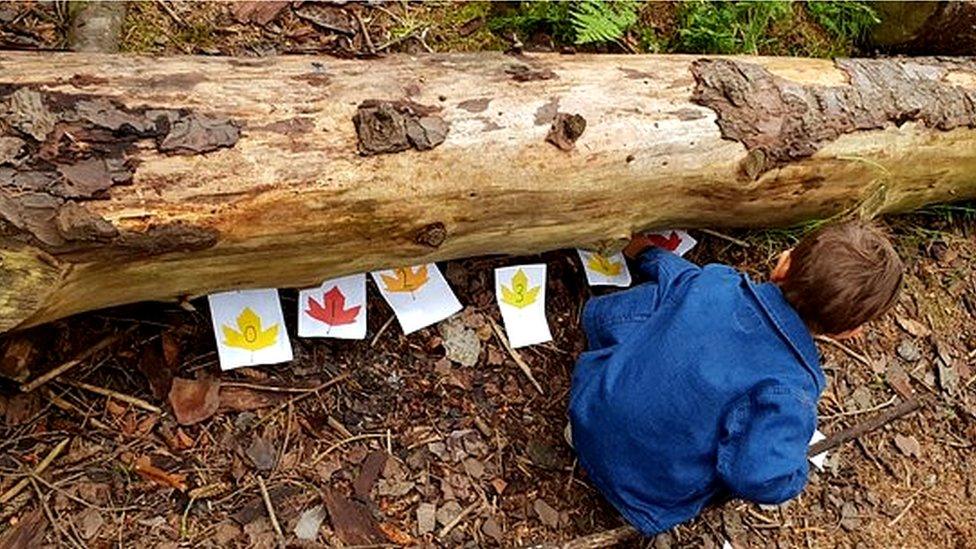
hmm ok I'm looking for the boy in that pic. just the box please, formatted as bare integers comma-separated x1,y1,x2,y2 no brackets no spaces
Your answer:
568,221,903,536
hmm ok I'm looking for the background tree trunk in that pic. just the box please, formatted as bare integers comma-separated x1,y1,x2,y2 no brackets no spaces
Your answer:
868,1,976,55
1,52,976,332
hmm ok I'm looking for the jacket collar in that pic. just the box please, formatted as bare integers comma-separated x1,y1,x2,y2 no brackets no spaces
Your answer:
747,280,826,392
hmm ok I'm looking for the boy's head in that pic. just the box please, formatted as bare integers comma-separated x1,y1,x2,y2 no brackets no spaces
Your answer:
770,221,903,337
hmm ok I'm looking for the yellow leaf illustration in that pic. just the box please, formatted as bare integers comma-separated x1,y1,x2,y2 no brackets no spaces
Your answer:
222,307,279,351
586,253,623,276
501,269,541,309
381,266,429,293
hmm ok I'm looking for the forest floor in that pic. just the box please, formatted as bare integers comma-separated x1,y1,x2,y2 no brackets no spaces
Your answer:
2,2,975,548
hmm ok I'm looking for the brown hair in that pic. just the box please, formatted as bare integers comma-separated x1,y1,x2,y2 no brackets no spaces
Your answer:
779,221,903,335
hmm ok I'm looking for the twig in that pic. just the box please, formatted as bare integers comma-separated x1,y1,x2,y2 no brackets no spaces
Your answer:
820,395,898,420
0,437,71,505
21,331,127,392
256,476,284,540
221,381,330,394
155,0,185,27
60,379,162,414
352,8,374,54
294,9,356,36
249,372,350,431
328,415,354,438
29,477,82,549
808,399,921,456
699,228,751,248
438,500,480,538
814,335,873,368
533,525,640,549
488,317,544,395
371,315,395,347
888,497,916,526
43,388,114,431
310,433,388,466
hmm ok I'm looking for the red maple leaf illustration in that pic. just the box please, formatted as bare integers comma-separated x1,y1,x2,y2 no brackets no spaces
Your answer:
306,286,361,327
647,231,681,251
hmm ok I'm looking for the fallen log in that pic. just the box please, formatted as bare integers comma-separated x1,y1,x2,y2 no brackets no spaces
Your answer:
1,52,976,331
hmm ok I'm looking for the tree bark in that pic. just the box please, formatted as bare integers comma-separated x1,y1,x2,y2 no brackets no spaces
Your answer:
1,52,976,332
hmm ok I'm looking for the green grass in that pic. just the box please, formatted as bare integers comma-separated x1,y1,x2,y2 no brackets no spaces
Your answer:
673,0,793,55
806,1,881,43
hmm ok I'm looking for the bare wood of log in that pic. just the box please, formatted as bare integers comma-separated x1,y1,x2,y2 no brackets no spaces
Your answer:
2,53,976,332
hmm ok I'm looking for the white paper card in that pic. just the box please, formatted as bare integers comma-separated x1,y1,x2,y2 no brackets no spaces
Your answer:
808,429,827,471
208,288,293,371
576,249,632,287
495,264,552,349
298,274,367,339
371,264,462,335
646,229,697,257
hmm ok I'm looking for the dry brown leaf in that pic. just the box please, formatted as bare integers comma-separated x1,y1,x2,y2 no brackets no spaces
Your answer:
378,522,414,546
168,377,220,426
894,434,922,458
218,386,287,412
105,398,127,418
230,1,289,25
895,315,931,338
133,456,188,491
0,336,36,382
161,331,181,368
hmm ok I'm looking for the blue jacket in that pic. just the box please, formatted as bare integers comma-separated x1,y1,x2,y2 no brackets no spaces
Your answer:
569,248,824,535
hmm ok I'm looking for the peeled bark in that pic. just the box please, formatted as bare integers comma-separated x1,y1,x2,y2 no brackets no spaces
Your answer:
1,52,976,332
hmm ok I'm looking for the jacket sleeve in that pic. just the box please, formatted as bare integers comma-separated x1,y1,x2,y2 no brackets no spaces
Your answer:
716,382,815,504
635,248,699,286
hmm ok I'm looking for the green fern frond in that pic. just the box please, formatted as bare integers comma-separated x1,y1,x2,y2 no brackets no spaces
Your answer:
570,1,638,45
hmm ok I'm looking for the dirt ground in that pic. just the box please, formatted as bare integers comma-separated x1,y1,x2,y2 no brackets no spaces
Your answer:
2,2,976,548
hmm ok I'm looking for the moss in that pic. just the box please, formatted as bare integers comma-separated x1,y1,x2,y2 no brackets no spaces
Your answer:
120,1,221,54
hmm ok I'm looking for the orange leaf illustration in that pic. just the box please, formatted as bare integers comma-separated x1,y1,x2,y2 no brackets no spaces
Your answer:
306,286,361,326
380,266,429,293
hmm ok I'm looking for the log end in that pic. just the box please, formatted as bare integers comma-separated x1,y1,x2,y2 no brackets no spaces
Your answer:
0,245,65,332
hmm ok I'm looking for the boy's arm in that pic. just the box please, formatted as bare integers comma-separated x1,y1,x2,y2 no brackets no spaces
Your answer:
716,383,815,504
624,235,700,284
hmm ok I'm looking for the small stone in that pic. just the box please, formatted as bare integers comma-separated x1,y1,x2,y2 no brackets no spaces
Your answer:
839,502,860,531
850,387,873,410
246,437,276,471
234,411,257,430
294,505,326,540
533,498,560,528
77,508,104,540
428,441,449,461
436,500,462,527
376,478,415,497
894,434,921,458
440,319,481,367
417,503,437,534
462,457,485,479
897,340,921,362
481,516,503,543
526,440,563,470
